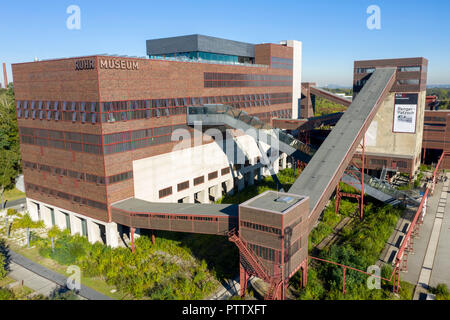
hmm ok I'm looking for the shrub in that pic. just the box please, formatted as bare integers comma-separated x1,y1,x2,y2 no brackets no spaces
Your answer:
0,288,14,300
431,284,450,300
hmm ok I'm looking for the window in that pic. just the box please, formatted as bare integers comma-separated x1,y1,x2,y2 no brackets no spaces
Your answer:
177,181,189,192
221,167,230,175
159,187,172,199
208,171,218,180
397,79,420,85
194,176,204,186
398,66,420,72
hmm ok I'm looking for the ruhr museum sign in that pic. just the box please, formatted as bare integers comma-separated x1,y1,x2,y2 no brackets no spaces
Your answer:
75,58,139,71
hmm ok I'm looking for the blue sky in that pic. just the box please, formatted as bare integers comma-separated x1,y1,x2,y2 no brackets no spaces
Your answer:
1,0,449,87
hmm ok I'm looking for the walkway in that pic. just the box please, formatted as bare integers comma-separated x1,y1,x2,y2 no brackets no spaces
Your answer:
5,248,113,300
395,172,450,299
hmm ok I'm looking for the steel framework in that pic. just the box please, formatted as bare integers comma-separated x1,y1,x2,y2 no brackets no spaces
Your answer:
336,136,365,220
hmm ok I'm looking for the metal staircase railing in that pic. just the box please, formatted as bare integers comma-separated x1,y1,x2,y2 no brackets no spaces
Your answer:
228,229,283,299
228,229,272,282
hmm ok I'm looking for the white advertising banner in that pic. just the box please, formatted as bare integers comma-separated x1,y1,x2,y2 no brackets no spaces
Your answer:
393,93,418,133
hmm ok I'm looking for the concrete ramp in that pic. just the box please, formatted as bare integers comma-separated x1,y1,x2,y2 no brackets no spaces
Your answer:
288,68,397,225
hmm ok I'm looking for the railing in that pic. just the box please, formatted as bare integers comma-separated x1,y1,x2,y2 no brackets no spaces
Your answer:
228,229,273,282
347,166,421,206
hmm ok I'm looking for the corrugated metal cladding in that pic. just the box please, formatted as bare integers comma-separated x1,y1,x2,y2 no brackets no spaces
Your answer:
146,34,255,58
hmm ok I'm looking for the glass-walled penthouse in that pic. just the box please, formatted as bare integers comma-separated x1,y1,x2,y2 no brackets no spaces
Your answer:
149,51,255,64
147,34,259,67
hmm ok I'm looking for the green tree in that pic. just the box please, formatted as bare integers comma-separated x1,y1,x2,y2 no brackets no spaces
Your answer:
0,86,20,209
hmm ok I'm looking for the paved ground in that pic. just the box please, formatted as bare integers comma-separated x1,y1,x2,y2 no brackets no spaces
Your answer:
5,248,113,300
428,174,450,288
7,261,60,297
3,197,26,210
394,172,450,299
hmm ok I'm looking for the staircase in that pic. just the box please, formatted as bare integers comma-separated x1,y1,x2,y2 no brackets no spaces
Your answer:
228,229,282,300
187,104,314,162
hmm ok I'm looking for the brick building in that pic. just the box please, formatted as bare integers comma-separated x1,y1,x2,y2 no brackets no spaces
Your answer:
12,35,302,245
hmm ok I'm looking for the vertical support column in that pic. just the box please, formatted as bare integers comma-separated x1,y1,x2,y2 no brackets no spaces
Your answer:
248,170,255,186
301,258,308,288
130,227,135,254
342,267,346,295
152,231,156,245
335,183,341,214
360,135,365,221
239,264,248,298
105,222,119,248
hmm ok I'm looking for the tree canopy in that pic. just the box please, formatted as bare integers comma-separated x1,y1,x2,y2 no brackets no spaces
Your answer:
0,85,20,208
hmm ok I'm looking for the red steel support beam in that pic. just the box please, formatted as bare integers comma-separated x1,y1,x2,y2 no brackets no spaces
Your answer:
361,135,365,220
342,267,346,295
240,264,248,297
130,227,135,254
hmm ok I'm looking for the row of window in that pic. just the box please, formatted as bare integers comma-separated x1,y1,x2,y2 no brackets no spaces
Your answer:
368,158,408,168
247,242,280,263
355,66,421,74
424,116,446,122
26,183,107,210
240,220,281,235
355,79,421,87
160,167,231,199
204,80,292,88
204,73,293,81
22,161,133,185
19,127,101,144
271,57,293,70
270,56,293,65
134,213,220,222
20,135,103,155
19,125,185,156
17,92,292,124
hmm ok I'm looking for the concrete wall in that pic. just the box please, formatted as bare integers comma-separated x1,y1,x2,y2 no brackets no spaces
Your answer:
359,90,426,173
132,133,284,203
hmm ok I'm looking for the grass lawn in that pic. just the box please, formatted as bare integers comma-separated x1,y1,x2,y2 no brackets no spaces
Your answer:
6,240,124,300
3,188,25,202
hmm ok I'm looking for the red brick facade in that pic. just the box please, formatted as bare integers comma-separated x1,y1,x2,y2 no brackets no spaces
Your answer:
12,45,295,223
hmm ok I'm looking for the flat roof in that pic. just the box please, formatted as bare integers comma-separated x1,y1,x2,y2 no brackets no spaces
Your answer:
112,198,238,217
240,191,305,214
